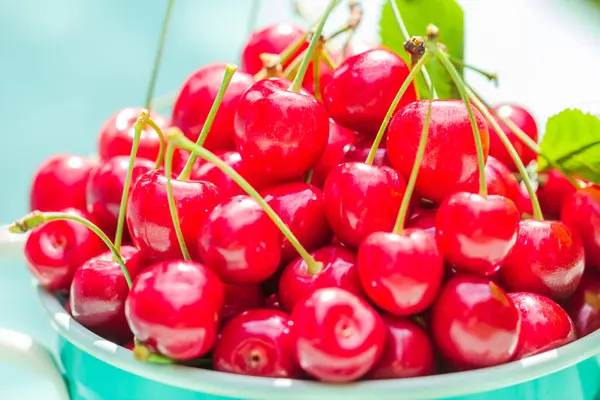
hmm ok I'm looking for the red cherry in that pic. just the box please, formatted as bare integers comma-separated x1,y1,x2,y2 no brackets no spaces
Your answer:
24,209,105,291
538,170,580,219
171,64,255,151
508,292,576,360
213,309,300,378
357,229,444,316
86,156,154,238
234,78,329,183
387,100,490,203
30,154,95,213
70,246,146,344
126,170,222,262
98,107,170,162
343,136,391,166
125,260,224,360
261,182,332,262
291,287,386,382
487,104,538,172
323,162,406,248
564,272,600,337
198,195,281,285
221,284,265,322
367,315,436,379
310,119,356,189
431,275,521,369
278,245,364,313
500,220,585,301
483,156,521,206
323,49,417,136
561,186,600,271
515,182,534,216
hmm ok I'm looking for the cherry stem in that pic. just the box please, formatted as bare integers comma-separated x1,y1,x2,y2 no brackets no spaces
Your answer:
133,344,174,364
114,111,149,253
254,31,309,81
165,141,191,260
448,55,497,82
178,64,238,181
146,118,166,169
321,50,336,70
305,170,314,184
366,52,429,165
167,130,323,274
312,47,323,101
393,83,433,234
9,211,132,288
289,0,339,93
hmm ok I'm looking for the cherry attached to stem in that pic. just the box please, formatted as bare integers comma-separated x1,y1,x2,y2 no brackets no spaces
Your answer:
164,142,191,260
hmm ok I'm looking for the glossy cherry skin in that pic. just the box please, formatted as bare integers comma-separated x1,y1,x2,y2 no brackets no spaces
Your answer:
98,107,170,162
537,170,580,219
343,135,391,166
487,104,538,172
213,309,301,378
171,64,255,151
387,100,490,203
70,246,145,344
235,78,329,183
561,186,600,271
564,272,600,337
126,170,222,262
310,119,356,189
508,292,576,360
323,162,406,248
323,49,417,136
30,154,95,213
291,287,386,382
221,284,265,322
431,275,521,369
125,260,224,360
483,156,521,205
500,220,585,301
436,192,520,276
367,315,436,379
278,245,364,313
357,229,444,316
261,182,332,262
24,209,105,291
198,195,282,285
86,156,154,238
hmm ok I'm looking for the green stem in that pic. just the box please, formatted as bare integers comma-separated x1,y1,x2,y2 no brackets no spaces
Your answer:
305,169,314,184
312,50,322,101
9,211,132,288
165,142,191,260
366,53,429,165
321,50,337,69
178,64,237,181
168,131,322,275
289,0,339,93
133,344,174,364
253,31,309,81
326,24,353,41
146,118,166,169
448,55,497,82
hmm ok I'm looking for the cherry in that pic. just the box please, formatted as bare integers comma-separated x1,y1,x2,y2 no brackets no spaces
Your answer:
499,220,585,301
234,78,329,183
125,259,224,360
507,292,576,360
278,245,364,313
86,156,154,238
30,154,95,213
323,49,417,136
560,186,600,271
98,107,170,162
198,195,282,285
70,245,146,344
126,170,222,262
487,104,538,172
291,287,386,382
357,229,444,316
24,208,105,291
367,315,436,379
310,119,356,189
386,100,490,203
538,170,581,219
406,208,437,234
213,309,300,378
564,272,600,337
431,275,520,369
481,156,520,204
261,182,332,262
221,284,265,322
436,192,520,276
323,162,406,248
343,136,391,167
515,182,534,216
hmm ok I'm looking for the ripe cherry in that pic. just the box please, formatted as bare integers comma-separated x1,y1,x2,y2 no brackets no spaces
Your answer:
387,100,489,203
499,220,585,301
481,156,520,205
291,287,386,382
310,119,356,189
538,170,580,219
221,284,265,322
125,260,224,360
198,195,281,285
343,136,391,166
323,49,417,136
564,272,600,337
431,275,520,369
213,309,300,378
561,186,600,271
30,154,95,213
507,292,576,360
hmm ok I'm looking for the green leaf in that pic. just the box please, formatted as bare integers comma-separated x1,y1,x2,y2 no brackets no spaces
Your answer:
539,108,600,185
379,0,464,99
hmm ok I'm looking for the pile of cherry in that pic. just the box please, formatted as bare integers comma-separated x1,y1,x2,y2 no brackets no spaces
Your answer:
13,18,600,384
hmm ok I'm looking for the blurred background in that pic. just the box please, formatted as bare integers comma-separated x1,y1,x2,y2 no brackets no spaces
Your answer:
1,0,600,397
